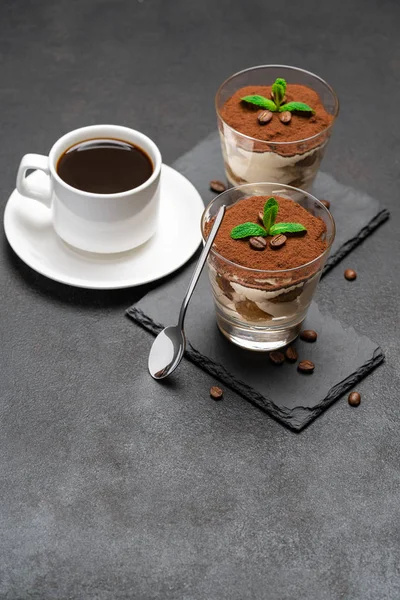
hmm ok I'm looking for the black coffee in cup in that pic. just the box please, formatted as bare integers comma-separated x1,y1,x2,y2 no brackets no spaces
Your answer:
56,138,153,194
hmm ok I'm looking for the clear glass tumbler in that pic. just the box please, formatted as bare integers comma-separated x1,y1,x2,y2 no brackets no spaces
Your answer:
215,65,339,191
201,182,335,351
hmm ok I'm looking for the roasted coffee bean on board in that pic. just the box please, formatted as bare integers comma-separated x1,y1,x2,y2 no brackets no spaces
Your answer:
344,269,357,281
298,360,315,374
348,391,361,406
285,346,298,362
210,386,223,400
209,180,227,194
320,199,331,210
300,329,318,343
269,351,285,365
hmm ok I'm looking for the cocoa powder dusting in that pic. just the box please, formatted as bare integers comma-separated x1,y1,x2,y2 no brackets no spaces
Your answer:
219,84,334,156
205,195,328,288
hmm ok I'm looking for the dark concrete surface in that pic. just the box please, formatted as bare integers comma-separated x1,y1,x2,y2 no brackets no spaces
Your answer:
0,1,399,598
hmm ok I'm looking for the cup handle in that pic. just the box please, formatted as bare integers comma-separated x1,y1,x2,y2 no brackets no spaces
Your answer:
16,154,52,208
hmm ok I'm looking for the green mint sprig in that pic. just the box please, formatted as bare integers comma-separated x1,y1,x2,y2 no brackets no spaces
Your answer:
240,95,277,111
263,197,279,232
241,78,315,115
269,222,306,235
279,101,314,113
230,197,307,240
272,77,286,106
230,222,267,239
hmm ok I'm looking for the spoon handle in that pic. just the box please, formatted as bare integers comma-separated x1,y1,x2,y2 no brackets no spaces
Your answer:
178,205,226,328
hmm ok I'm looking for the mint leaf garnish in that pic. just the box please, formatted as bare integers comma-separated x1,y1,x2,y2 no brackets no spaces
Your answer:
241,95,277,111
241,78,315,120
272,79,286,107
279,101,315,114
263,197,278,213
230,197,307,243
230,223,267,239
263,197,279,232
274,78,287,95
269,223,307,235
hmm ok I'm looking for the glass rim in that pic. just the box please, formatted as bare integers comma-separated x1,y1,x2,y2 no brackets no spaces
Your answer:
215,64,340,146
201,181,336,275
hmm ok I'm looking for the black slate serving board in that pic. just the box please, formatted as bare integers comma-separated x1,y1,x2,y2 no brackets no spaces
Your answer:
173,132,389,275
127,132,387,430
127,268,384,431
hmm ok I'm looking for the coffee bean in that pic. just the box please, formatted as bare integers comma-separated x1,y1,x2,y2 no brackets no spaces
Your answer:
249,236,267,251
209,180,226,194
258,211,265,224
298,360,315,373
348,391,361,406
269,351,285,365
320,199,331,210
269,234,287,249
344,269,357,281
280,111,292,124
300,329,318,343
285,346,298,363
210,386,223,400
258,110,273,125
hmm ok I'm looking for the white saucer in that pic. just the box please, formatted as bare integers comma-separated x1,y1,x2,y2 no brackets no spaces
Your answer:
4,165,204,289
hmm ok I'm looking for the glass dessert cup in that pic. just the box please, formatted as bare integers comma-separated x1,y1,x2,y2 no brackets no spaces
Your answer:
215,65,339,191
201,182,335,352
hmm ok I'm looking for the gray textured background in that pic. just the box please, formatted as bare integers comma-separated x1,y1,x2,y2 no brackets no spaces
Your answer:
1,1,399,599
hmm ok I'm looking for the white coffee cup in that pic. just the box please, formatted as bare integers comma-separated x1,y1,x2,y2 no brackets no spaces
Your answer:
16,124,162,253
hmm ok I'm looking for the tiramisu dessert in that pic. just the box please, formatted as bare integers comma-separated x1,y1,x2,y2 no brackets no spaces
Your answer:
203,187,335,350
216,66,339,191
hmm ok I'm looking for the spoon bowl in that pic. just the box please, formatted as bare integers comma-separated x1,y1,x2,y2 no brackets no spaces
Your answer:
148,326,186,379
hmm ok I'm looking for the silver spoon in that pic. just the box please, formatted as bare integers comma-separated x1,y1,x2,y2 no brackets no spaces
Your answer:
148,205,226,380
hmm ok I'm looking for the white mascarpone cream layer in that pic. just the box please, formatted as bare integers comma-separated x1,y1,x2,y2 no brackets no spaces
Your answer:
209,265,319,321
219,129,325,187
